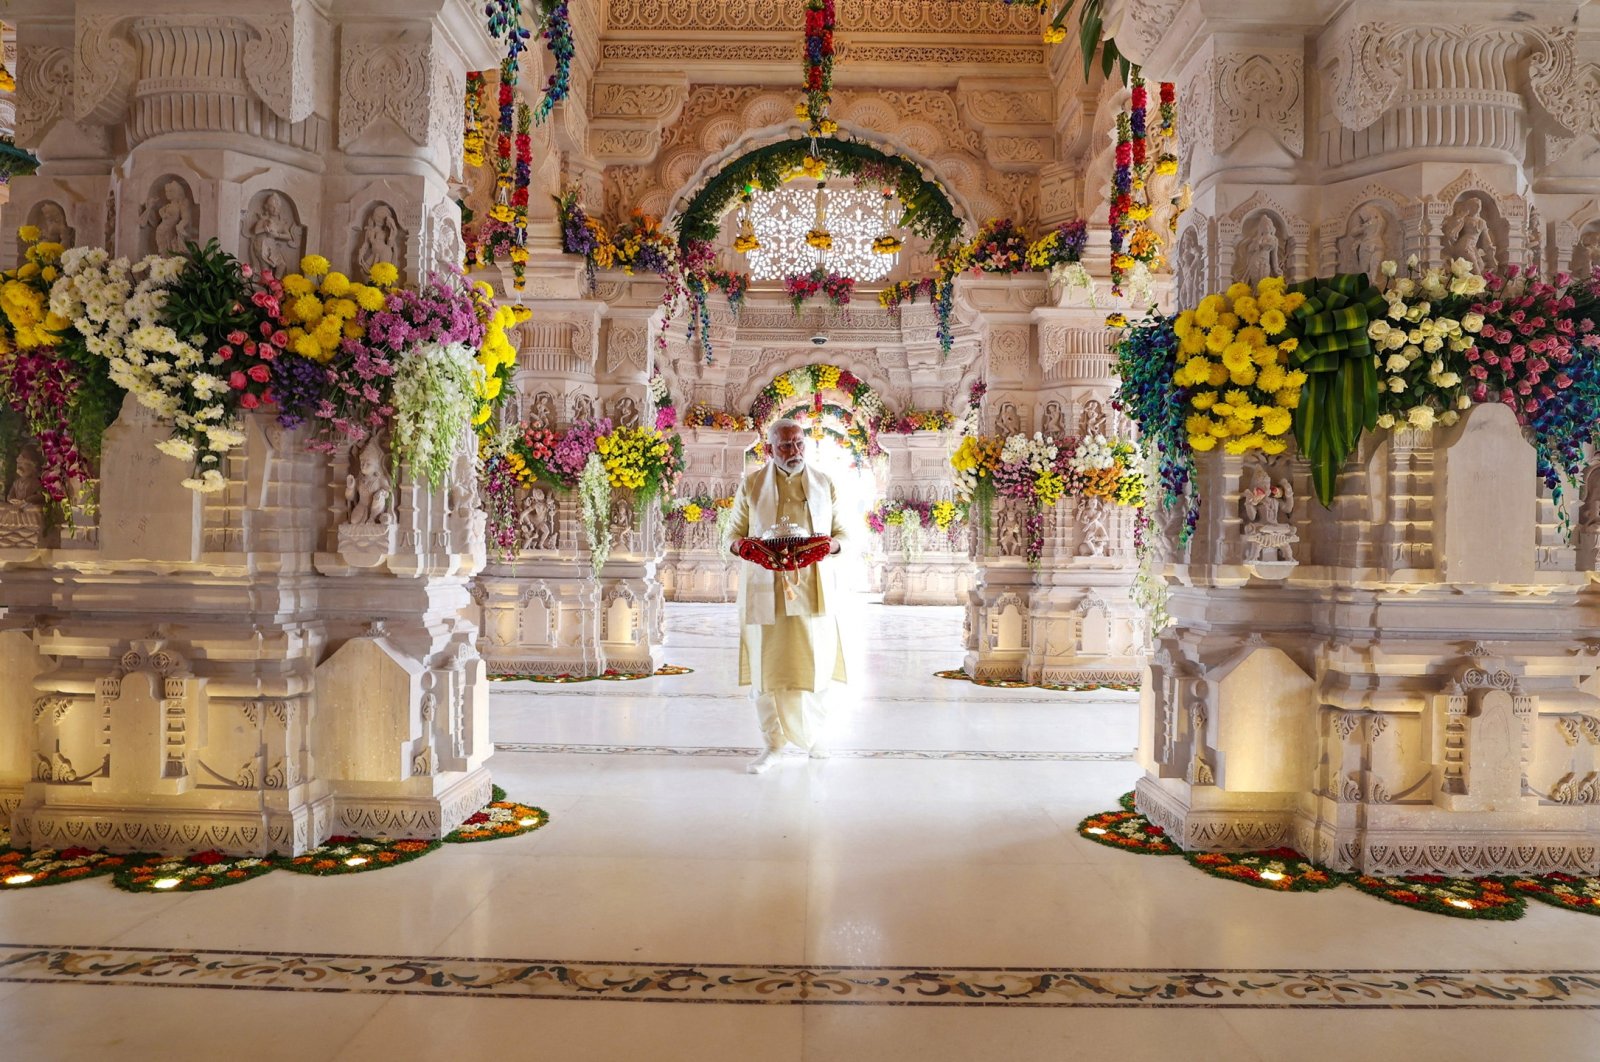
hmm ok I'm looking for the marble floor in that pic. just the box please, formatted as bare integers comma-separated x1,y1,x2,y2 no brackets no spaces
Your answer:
3,598,1599,1060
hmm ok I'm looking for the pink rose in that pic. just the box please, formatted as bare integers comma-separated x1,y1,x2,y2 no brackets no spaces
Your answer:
257,344,277,361
228,330,247,345
230,371,248,390
240,392,260,409
240,264,254,278
248,364,270,383
217,345,233,361
273,330,289,346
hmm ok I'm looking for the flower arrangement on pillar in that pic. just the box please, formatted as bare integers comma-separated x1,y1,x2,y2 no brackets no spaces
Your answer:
1118,257,1600,515
951,430,1144,565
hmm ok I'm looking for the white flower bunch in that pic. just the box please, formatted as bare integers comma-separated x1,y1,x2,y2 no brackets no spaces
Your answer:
1070,433,1116,473
390,341,483,491
50,248,242,492
1369,258,1486,432
647,371,670,406
1000,432,1057,473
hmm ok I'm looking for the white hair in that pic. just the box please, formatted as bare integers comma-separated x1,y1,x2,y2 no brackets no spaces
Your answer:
767,418,803,446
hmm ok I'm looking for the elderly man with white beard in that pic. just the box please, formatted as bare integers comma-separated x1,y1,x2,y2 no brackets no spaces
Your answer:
727,418,849,773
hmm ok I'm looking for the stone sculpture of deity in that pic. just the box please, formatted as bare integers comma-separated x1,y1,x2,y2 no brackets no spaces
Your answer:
1239,460,1298,563
995,402,1021,437
529,392,557,430
572,393,596,424
612,396,641,429
344,435,394,526
1443,197,1497,274
6,445,44,507
1570,229,1600,284
1077,496,1111,557
1236,215,1282,284
358,204,402,276
248,192,297,277
1343,204,1390,280
996,504,1024,557
1042,401,1065,438
145,179,196,255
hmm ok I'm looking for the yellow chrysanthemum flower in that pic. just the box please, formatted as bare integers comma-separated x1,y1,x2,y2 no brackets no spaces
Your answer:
1189,433,1218,452
299,254,331,277
321,272,352,297
1259,308,1288,335
1190,390,1218,410
368,262,400,288
1205,327,1234,354
1260,408,1293,436
1274,387,1301,409
1225,282,1253,302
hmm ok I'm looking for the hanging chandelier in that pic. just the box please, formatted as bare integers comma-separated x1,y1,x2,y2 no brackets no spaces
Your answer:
805,181,833,253
872,188,903,255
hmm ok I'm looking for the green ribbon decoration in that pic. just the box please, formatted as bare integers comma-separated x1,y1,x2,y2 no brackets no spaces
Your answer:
1284,273,1388,507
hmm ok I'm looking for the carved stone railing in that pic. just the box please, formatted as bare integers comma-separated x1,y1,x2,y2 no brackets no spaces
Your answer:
1137,403,1600,875
0,399,491,856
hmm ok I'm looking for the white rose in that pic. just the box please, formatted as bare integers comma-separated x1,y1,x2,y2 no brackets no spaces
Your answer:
1439,410,1460,426
1376,413,1396,429
1388,377,1407,393
1369,320,1391,339
1380,260,1398,277
1407,406,1436,429
1456,394,1472,410
1422,336,1444,353
1436,372,1461,387
1461,313,1485,333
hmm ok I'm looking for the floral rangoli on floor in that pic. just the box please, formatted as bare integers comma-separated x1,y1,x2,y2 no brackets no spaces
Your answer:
1081,793,1600,921
0,785,547,894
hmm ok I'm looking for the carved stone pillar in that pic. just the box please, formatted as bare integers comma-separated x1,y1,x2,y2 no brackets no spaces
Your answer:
0,0,500,854
877,430,972,607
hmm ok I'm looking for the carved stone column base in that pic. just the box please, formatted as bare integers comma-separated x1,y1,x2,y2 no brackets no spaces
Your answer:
332,766,493,842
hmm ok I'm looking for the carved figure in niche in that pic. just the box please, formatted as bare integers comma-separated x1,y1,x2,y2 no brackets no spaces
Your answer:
519,487,559,550
1239,459,1298,563
996,504,1024,557
1176,228,1204,308
609,495,635,542
1147,166,1180,249
995,402,1021,437
1042,401,1065,438
142,179,196,255
358,204,403,277
1443,196,1497,274
1235,215,1282,284
1079,399,1108,439
447,442,479,514
6,444,43,507
571,393,596,424
1077,497,1111,557
1571,228,1600,283
529,392,556,430
247,192,298,278
611,396,641,429
33,201,72,246
344,435,394,526
1341,204,1390,280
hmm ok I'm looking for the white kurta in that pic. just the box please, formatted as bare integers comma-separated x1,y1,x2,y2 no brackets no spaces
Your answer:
730,463,849,750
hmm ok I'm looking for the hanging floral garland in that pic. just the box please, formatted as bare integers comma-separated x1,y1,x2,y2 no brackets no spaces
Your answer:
798,0,838,137
783,267,854,314
1109,110,1133,297
531,1,574,123
511,101,532,290
463,71,487,170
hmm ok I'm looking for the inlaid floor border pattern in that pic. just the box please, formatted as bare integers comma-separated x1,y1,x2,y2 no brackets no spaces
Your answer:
492,742,1134,762
2,945,1598,1009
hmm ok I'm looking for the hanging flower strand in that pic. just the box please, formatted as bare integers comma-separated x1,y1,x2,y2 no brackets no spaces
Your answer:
511,100,532,290
463,71,487,170
797,0,838,137
531,1,574,123
1110,110,1133,297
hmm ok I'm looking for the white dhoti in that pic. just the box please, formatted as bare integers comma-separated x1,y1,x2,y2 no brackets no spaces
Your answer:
740,609,846,752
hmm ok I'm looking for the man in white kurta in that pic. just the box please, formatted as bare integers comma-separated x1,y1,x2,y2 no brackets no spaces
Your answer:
729,420,848,773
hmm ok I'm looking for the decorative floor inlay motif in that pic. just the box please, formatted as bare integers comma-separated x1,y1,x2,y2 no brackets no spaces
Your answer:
493,742,1133,762
2,945,1597,1009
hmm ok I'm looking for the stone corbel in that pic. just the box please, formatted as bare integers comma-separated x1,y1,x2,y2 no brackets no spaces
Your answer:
955,78,1055,174
72,11,135,128
587,71,687,166
241,2,327,126
1528,26,1600,141
338,22,456,153
1325,19,1403,133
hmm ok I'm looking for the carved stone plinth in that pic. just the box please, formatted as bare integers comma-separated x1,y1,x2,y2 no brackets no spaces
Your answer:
1138,405,1600,875
0,411,494,856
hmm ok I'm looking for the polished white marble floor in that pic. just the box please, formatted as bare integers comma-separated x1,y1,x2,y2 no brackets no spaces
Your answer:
2,598,1598,1060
